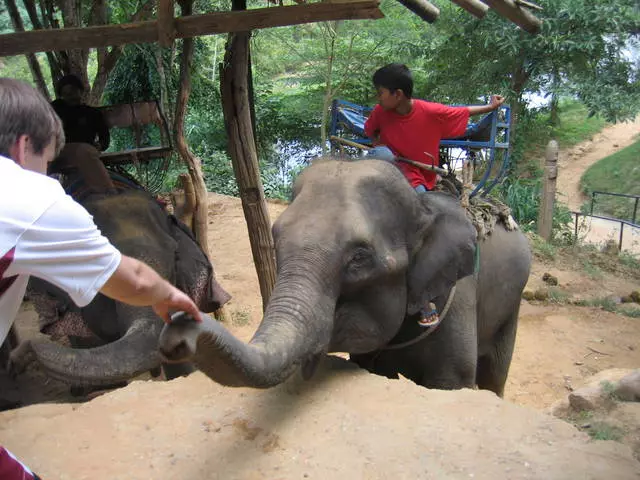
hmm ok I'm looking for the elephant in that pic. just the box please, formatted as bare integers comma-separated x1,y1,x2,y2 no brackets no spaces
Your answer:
10,166,231,391
159,158,531,397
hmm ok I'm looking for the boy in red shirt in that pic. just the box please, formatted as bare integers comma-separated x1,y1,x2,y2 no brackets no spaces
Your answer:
364,63,505,193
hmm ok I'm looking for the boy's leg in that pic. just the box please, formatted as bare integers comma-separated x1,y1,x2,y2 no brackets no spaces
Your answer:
0,446,43,480
414,184,428,193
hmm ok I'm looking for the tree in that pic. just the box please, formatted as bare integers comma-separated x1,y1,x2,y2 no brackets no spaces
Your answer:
423,0,640,128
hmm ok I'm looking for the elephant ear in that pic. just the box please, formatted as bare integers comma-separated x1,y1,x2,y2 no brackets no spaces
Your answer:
406,192,477,315
168,215,232,312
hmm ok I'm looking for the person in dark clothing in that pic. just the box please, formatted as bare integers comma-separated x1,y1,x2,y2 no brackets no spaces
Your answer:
51,74,110,151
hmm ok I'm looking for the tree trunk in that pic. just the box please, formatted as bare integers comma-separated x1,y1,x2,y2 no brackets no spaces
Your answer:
221,31,276,311
174,0,210,259
509,49,530,169
549,67,560,128
23,0,63,84
5,0,50,99
319,23,337,154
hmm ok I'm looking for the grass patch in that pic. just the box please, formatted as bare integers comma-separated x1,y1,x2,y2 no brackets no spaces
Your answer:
551,101,607,149
581,259,603,279
548,287,570,304
529,233,558,261
580,136,640,221
617,304,640,318
231,308,252,327
588,422,625,442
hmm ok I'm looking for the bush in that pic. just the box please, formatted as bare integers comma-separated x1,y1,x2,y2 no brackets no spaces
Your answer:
497,177,573,240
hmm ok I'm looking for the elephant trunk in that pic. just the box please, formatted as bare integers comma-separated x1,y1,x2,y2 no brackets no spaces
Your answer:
29,316,162,386
160,267,337,388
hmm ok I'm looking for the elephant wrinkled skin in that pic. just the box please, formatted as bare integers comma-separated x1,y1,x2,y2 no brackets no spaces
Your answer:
12,188,231,389
159,158,531,396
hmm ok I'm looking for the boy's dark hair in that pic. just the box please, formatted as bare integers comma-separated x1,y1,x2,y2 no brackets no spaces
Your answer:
56,74,85,96
372,63,413,98
0,78,65,158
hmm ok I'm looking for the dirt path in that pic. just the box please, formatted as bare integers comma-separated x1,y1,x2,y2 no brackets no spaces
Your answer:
557,117,640,211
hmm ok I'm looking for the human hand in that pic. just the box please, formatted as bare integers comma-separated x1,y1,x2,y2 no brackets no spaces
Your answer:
490,95,506,109
153,286,203,323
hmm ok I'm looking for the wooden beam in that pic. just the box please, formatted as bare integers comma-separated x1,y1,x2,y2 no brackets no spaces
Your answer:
157,0,175,47
396,0,439,23
480,0,541,34
0,0,383,56
448,0,488,19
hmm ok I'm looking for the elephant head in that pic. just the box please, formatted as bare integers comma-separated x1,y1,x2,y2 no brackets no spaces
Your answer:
159,158,476,388
16,189,231,386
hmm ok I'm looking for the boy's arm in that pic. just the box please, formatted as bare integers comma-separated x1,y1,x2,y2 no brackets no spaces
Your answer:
364,106,381,145
467,95,505,116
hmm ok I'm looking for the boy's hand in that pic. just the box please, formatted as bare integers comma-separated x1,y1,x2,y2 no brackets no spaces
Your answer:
490,95,505,109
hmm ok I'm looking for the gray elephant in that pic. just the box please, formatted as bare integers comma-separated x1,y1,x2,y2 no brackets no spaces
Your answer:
159,158,531,397
11,186,231,389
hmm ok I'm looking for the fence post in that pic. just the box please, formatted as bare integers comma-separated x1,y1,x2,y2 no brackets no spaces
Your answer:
537,140,559,241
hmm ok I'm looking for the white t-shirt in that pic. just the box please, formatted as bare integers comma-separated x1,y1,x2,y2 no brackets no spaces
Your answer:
0,155,121,344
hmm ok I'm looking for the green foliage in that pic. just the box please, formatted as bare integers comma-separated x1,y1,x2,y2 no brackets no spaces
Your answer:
496,177,573,239
551,101,607,148
588,422,624,442
581,137,640,222
548,287,570,304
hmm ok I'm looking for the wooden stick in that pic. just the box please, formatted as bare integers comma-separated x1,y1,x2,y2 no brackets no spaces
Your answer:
480,0,542,34
449,0,488,18
395,0,440,23
329,136,448,175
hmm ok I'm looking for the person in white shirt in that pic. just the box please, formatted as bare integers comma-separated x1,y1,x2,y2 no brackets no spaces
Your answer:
0,77,202,349
0,77,204,479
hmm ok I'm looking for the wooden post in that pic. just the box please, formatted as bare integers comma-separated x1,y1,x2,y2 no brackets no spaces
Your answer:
221,31,276,311
174,0,211,259
537,140,558,241
157,0,175,47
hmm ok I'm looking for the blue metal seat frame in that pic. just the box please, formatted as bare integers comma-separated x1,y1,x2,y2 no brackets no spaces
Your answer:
329,98,511,197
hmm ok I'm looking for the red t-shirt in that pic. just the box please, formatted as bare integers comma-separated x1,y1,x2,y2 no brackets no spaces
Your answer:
364,100,470,189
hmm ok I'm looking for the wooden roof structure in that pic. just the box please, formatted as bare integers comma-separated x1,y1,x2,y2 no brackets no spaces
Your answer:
0,0,542,57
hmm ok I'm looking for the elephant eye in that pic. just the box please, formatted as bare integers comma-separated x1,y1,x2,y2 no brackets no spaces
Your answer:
344,247,376,283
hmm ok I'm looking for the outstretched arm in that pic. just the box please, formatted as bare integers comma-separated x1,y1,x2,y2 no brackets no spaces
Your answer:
467,95,505,116
101,255,202,322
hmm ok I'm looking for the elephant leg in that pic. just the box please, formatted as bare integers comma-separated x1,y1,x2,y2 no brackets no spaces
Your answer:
476,307,519,397
349,352,400,380
161,362,196,380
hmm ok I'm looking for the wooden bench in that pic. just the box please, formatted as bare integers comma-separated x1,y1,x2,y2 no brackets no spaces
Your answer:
98,100,172,166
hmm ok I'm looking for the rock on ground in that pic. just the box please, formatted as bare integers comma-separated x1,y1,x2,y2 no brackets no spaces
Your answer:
2,357,639,480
